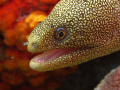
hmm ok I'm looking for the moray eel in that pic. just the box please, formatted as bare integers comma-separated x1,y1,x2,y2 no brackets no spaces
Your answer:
27,0,120,71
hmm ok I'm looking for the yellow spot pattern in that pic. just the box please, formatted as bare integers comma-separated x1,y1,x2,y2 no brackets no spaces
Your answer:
28,0,120,71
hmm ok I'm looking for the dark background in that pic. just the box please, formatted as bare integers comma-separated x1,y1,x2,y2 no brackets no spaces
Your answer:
58,50,120,90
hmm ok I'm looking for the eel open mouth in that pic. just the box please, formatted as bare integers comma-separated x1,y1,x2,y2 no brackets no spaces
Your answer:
31,47,82,63
30,47,93,71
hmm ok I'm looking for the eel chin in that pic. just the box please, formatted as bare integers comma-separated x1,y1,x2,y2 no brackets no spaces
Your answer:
29,47,91,72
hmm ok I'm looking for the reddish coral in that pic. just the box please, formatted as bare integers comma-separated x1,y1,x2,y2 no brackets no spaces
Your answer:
0,12,16,31
25,11,47,29
3,11,47,51
13,21,29,51
0,82,10,90
3,59,18,71
0,0,8,5
0,0,79,89
0,62,3,72
23,69,40,77
4,30,16,46
39,0,60,4
28,74,49,86
4,48,32,71
0,39,6,61
2,72,24,85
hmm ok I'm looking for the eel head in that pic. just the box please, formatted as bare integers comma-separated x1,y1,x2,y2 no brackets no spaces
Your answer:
27,0,120,71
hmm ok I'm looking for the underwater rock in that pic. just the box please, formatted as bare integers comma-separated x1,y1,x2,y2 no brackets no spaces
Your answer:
94,66,120,90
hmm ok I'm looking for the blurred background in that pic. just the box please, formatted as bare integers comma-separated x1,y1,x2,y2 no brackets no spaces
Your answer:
0,0,79,89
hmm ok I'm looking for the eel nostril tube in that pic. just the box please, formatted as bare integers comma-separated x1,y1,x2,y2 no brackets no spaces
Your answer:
32,43,38,49
23,42,28,46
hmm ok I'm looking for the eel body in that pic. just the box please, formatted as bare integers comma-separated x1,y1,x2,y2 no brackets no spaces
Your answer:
27,0,120,71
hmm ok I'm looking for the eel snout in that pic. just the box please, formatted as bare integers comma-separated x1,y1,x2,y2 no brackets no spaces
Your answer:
27,32,40,53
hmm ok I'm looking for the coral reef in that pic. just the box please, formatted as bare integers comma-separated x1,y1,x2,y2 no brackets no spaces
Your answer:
0,0,79,89
94,66,120,90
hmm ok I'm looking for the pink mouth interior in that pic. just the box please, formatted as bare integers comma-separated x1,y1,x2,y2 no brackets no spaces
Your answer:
32,47,81,63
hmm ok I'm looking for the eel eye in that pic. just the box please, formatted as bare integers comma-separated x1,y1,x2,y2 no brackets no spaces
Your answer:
55,27,67,41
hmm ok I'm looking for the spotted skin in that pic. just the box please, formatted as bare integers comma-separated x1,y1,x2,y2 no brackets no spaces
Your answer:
27,0,120,71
